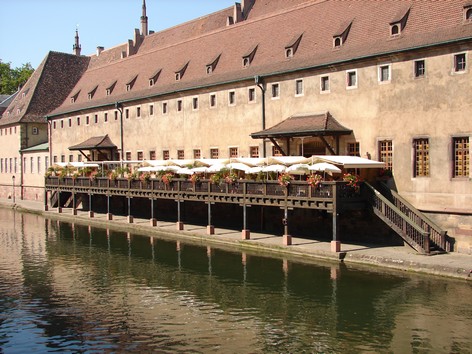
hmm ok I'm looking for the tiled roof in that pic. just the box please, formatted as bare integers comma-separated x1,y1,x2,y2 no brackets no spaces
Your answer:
21,142,49,152
49,0,472,117
69,135,117,151
0,51,89,126
250,112,352,138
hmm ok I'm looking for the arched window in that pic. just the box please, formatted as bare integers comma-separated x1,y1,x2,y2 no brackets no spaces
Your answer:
391,24,400,36
466,8,472,20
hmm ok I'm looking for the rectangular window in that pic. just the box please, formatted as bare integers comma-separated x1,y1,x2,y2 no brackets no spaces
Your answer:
77,154,82,162
69,155,73,162
295,79,303,96
210,148,219,159
177,99,183,112
453,137,470,177
104,113,108,122
137,151,144,161
248,88,256,102
250,146,259,158
53,156,57,164
163,150,170,160
0,158,3,173
210,94,217,108
271,83,280,98
192,97,199,110
45,156,49,171
30,157,34,173
94,114,98,124
53,121,56,129
347,70,357,88
125,109,129,119
9,158,12,173
149,105,154,116
61,155,65,163
193,149,201,159
162,102,168,114
36,157,40,174
149,150,156,160
379,140,393,170
61,120,65,129
272,146,283,157
228,91,236,105
414,60,425,78
86,116,90,125
177,150,185,159
413,138,430,177
114,111,118,120
321,76,330,92
137,107,141,118
229,147,238,158
379,65,390,82
125,151,132,161
77,117,81,126
347,142,360,157
454,53,466,72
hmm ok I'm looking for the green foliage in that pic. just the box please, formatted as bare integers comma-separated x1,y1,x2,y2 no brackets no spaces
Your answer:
0,61,34,95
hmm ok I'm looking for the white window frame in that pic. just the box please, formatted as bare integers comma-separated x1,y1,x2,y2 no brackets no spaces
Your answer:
248,87,256,103
295,79,304,97
320,75,330,93
192,96,199,111
228,90,236,106
271,82,280,99
378,64,391,84
346,69,358,89
209,93,217,108
453,52,467,74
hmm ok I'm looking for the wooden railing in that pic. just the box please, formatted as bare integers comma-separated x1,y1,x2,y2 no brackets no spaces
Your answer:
362,182,431,254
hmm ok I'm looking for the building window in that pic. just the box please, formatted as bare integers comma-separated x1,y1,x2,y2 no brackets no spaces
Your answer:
45,156,49,171
77,154,82,162
53,156,57,164
163,150,170,160
333,36,342,48
193,149,201,159
162,102,168,114
149,105,154,116
271,83,280,99
114,111,118,120
210,94,217,108
192,97,199,110
125,109,129,119
210,148,219,159
464,6,472,21
414,60,425,78
272,146,283,157
379,140,393,170
86,116,90,125
94,114,98,124
347,142,360,157
104,113,108,122
250,146,259,158
454,53,466,72
320,76,330,92
61,155,65,163
390,23,400,36
137,151,144,161
346,70,357,88
125,151,132,161
177,150,185,160
137,107,141,118
77,117,81,126
59,120,63,129
0,158,2,173
248,88,256,102
229,147,238,158
177,99,183,112
149,150,156,160
378,65,391,83
413,138,430,177
453,137,469,178
295,79,303,96
53,121,57,129
32,127,39,135
228,91,236,106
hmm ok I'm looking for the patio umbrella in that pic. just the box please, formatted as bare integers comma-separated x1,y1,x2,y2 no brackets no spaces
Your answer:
246,166,263,174
262,164,287,172
309,162,341,175
206,163,227,173
286,163,310,174
175,168,194,175
226,162,251,172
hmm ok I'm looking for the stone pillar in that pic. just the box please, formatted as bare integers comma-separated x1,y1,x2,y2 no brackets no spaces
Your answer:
242,229,250,240
176,221,184,230
127,215,134,223
150,218,157,226
207,225,215,235
283,234,292,246
106,213,113,221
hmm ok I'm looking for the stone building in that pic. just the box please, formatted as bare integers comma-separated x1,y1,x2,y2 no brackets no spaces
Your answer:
1,0,472,251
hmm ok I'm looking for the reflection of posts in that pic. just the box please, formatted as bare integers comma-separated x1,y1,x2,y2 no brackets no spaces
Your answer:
12,176,15,203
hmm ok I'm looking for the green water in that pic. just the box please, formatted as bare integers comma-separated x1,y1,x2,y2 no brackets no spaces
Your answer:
0,208,471,353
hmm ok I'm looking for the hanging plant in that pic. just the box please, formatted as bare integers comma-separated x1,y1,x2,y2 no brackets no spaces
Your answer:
343,173,362,190
225,172,238,184
161,172,174,185
306,174,323,187
278,172,294,186
189,173,201,184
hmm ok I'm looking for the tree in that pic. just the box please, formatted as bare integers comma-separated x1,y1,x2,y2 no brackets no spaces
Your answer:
0,61,34,95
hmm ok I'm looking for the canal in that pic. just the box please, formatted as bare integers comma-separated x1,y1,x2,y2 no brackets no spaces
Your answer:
0,208,471,353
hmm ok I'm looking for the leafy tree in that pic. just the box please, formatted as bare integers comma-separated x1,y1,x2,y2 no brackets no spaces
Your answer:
0,60,34,95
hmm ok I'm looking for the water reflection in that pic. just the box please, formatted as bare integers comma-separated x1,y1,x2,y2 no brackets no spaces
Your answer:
0,208,471,353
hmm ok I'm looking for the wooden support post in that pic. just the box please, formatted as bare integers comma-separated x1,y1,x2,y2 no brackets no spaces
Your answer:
150,198,157,226
106,194,112,220
88,193,94,218
176,200,184,230
207,202,214,235
331,183,341,252
242,203,250,240
283,206,291,246
127,197,133,223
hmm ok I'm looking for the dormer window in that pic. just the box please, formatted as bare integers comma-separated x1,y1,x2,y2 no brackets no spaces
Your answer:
242,45,258,68
390,7,410,37
106,81,117,96
149,69,161,87
285,34,303,59
70,90,80,103
333,21,352,48
175,62,189,81
206,54,221,74
88,85,98,100
126,75,138,91
465,6,472,21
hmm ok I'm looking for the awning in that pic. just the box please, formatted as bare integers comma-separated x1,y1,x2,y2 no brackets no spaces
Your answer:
69,135,117,151
314,155,385,169
250,112,352,139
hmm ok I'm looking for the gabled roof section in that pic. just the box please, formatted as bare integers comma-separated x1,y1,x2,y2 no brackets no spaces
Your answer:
0,51,89,126
88,85,98,99
149,69,162,84
69,135,117,151
126,75,138,90
48,0,472,118
250,112,352,139
206,54,221,74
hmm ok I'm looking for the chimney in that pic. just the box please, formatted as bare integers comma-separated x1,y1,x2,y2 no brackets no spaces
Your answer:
96,46,104,56
233,3,243,23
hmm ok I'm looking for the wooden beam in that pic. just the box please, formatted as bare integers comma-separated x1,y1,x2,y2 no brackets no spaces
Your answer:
320,136,336,155
269,138,287,156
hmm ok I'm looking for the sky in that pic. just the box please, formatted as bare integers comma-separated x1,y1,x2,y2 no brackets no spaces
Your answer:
0,0,237,69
